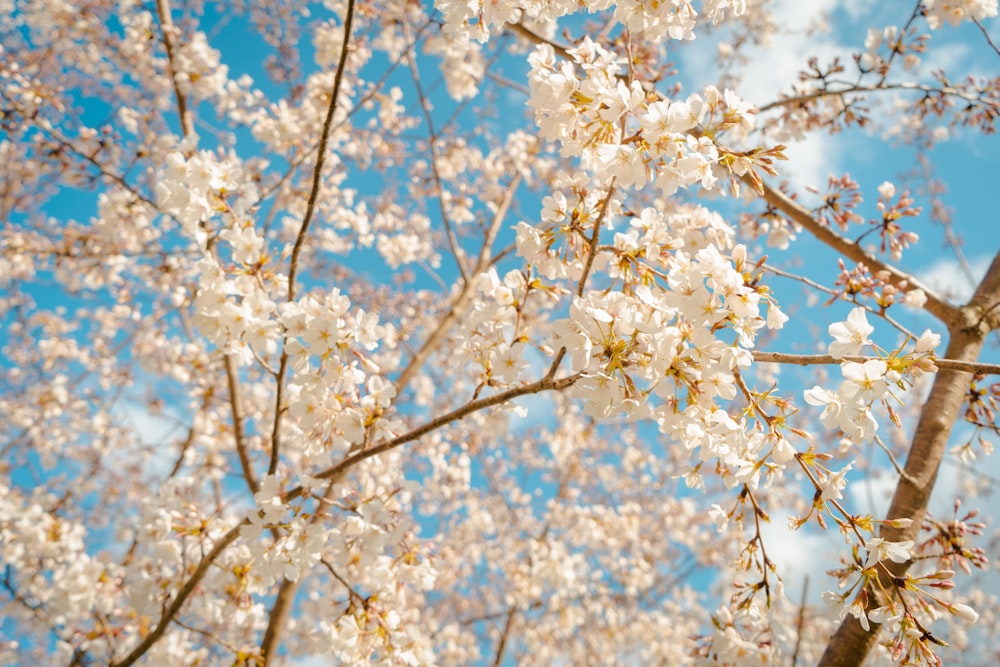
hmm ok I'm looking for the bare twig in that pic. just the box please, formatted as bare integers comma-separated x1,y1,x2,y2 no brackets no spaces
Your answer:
508,23,572,60
973,18,1000,58
758,80,999,114
403,25,468,284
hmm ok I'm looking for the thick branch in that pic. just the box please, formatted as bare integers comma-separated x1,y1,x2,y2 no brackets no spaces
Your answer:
752,179,957,325
817,249,1000,667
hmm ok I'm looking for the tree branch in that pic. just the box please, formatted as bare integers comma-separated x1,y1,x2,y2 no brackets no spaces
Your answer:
492,607,517,667
270,0,357,478
403,25,467,284
752,351,1000,375
508,23,572,60
393,174,522,393
751,178,957,326
154,0,193,139
758,80,1000,114
225,355,258,494
110,524,243,667
283,372,581,503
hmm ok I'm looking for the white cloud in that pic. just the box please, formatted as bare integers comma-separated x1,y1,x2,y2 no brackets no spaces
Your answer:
758,510,845,606
919,254,991,304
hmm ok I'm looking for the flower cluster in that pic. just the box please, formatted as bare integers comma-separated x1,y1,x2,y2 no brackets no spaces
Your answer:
528,40,761,194
923,0,998,29
805,307,940,445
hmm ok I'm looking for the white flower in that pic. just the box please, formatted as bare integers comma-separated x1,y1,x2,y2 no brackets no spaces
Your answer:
868,605,903,626
863,538,913,568
766,303,789,329
902,289,927,309
828,307,874,358
821,463,853,501
914,328,941,354
803,386,844,431
708,504,729,532
840,360,889,402
949,602,980,623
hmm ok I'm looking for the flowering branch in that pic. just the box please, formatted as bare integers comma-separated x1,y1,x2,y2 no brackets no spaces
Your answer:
751,178,957,325
299,371,582,496
394,174,522,393
270,0,357,478
110,524,243,667
753,351,1000,375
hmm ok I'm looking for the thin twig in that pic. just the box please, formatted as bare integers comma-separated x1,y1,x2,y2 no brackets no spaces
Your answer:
393,175,522,393
757,80,996,114
508,23,572,60
762,263,920,341
973,18,1000,58
225,355,258,493
577,183,616,299
270,0,357,478
403,24,468,284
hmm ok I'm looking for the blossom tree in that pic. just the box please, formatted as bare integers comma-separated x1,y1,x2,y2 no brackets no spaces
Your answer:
2,0,1000,665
